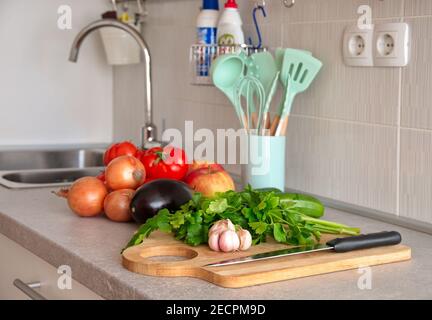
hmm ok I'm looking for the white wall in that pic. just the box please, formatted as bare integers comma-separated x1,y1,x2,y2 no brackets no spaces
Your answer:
0,0,113,146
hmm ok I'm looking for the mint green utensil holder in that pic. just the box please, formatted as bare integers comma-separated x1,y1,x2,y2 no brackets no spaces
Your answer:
241,134,286,191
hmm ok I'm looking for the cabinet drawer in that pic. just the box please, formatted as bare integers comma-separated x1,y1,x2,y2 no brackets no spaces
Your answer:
0,233,102,300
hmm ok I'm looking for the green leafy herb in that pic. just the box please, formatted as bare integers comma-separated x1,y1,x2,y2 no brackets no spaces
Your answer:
273,223,287,243
250,221,268,235
207,198,228,214
122,186,360,252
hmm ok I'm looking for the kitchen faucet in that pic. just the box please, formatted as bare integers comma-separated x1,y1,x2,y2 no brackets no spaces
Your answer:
69,19,158,149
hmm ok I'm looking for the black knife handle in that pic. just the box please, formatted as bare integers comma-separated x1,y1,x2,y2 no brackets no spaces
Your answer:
326,231,402,253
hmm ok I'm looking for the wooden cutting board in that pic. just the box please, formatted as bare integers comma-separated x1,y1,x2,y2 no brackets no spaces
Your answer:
122,231,411,288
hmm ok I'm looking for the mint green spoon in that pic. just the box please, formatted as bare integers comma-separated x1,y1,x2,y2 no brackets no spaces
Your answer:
211,54,246,122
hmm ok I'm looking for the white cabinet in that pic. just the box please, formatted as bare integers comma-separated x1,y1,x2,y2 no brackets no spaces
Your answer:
0,233,102,300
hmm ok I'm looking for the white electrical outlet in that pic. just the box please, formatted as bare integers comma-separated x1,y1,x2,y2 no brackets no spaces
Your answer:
373,23,410,67
343,25,374,67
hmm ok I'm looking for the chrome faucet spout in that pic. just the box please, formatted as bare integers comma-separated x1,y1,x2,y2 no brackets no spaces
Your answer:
69,19,156,148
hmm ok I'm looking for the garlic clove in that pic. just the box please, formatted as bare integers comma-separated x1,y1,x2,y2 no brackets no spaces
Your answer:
237,228,252,251
218,230,240,252
208,231,220,251
225,219,235,231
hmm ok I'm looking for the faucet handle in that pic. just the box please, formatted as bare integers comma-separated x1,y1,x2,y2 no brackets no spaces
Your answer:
141,124,158,149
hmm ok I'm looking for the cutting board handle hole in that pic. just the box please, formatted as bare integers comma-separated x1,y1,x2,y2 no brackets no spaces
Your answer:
147,255,189,262
139,246,198,264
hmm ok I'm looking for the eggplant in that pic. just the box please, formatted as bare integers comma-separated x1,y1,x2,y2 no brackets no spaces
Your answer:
130,179,194,223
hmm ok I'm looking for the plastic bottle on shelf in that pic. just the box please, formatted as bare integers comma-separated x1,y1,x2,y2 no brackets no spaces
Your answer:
217,0,244,46
196,0,219,77
197,0,219,45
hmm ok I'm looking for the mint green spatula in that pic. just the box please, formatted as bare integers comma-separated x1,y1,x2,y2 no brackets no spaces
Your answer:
273,49,322,136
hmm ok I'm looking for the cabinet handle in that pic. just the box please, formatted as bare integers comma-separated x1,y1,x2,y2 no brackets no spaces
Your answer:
13,279,47,300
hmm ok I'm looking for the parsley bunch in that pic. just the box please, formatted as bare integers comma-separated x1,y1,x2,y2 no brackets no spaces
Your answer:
123,186,360,252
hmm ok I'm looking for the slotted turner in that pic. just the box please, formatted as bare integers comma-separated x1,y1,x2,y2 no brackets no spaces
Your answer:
274,49,322,136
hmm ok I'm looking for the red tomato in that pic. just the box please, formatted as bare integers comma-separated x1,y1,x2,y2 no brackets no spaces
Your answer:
103,141,138,165
134,149,145,161
139,146,189,181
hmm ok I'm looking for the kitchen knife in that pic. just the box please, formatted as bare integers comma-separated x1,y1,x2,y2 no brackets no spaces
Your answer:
205,231,402,267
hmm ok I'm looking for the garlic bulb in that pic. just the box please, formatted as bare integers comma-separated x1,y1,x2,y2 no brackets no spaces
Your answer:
209,219,235,236
237,228,252,251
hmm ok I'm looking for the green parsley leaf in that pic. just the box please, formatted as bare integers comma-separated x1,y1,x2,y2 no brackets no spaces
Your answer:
273,223,287,243
207,198,228,214
249,221,268,235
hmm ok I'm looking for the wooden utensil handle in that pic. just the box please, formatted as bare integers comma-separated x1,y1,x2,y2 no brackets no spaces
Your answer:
241,113,249,130
270,115,280,136
276,116,289,136
260,112,271,135
265,112,271,130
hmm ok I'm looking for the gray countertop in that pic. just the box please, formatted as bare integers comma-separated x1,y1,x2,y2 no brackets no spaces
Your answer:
0,186,431,300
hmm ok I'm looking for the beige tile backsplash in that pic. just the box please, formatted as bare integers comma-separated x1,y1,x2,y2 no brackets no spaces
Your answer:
405,0,432,17
113,0,432,224
401,17,432,130
283,20,400,125
286,115,398,213
283,0,403,23
400,128,432,222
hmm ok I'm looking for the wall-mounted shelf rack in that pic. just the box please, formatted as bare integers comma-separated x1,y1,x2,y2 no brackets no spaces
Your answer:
190,44,268,86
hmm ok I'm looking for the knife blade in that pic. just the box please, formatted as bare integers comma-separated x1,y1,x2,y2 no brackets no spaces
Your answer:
204,231,402,267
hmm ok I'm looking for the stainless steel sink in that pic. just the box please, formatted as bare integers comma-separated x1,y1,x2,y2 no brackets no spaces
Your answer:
3,168,102,184
0,149,103,171
0,148,104,189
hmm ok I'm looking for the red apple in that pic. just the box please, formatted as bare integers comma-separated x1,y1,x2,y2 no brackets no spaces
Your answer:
187,160,225,174
184,166,235,197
